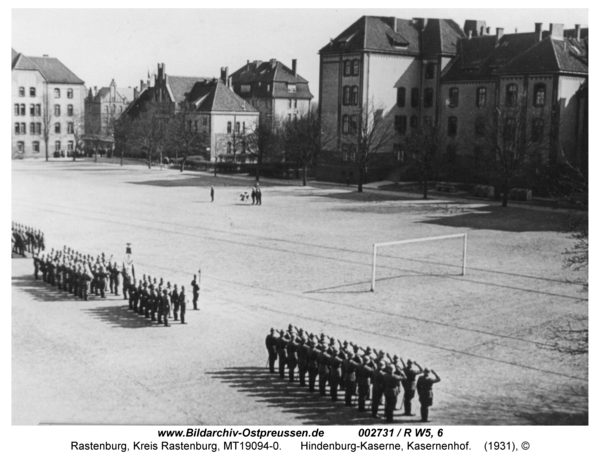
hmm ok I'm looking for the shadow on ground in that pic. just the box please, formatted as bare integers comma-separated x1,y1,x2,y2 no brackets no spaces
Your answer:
11,274,84,303
129,176,285,188
208,366,415,425
82,304,178,329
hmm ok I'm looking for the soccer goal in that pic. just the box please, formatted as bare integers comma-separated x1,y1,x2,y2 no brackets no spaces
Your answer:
370,233,467,292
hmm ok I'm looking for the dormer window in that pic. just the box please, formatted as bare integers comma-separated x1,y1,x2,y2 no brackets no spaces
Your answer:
287,84,297,93
241,85,251,93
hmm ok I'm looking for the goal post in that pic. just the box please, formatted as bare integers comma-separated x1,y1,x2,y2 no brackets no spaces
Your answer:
371,233,468,292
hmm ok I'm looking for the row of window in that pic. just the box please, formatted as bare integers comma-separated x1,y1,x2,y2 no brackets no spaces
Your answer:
341,115,359,134
15,140,74,153
18,87,75,99
226,121,246,134
103,105,124,114
14,122,75,135
342,86,359,106
343,60,360,77
187,118,210,132
396,87,426,108
14,103,75,117
226,141,247,154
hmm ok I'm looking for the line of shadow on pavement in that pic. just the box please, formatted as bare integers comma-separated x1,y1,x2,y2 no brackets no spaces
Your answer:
12,275,85,302
207,366,415,425
82,304,182,329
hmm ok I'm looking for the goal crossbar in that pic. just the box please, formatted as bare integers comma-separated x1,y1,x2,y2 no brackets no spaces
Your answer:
371,233,467,292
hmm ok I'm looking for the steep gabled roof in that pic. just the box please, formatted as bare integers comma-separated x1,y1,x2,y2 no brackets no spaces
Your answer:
166,75,211,103
187,79,258,113
12,52,39,72
22,55,84,84
319,16,464,56
230,60,309,84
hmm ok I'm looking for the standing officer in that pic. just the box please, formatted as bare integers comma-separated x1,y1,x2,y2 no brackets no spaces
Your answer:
296,335,310,387
329,349,344,402
417,369,441,423
383,364,405,423
356,356,374,412
276,331,288,379
286,333,298,382
192,272,200,310
210,185,214,202
170,284,179,319
256,186,262,205
307,339,319,392
318,344,331,396
265,328,278,373
343,351,358,406
179,286,187,324
371,361,386,419
401,359,423,416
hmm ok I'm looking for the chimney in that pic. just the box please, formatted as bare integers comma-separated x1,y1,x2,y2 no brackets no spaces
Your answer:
270,58,277,69
549,23,564,40
575,24,581,41
292,59,297,76
413,17,428,31
246,60,250,71
94,86,97,96
254,60,262,68
480,25,485,36
220,66,228,84
468,30,473,39
486,27,491,34
535,23,543,42
495,27,504,46
43,54,48,57
464,20,486,37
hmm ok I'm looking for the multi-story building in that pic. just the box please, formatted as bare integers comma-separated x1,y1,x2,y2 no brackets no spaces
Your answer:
229,59,313,126
440,23,588,166
317,16,465,182
84,79,135,153
12,48,85,158
123,63,259,162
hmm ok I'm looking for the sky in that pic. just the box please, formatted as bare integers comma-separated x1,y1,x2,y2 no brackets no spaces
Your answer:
12,8,589,98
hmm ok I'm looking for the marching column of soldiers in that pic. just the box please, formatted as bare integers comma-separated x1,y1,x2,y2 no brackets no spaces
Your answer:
12,222,45,256
29,238,202,328
265,325,442,423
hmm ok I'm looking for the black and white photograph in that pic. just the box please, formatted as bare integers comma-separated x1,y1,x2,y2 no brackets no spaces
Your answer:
9,4,592,456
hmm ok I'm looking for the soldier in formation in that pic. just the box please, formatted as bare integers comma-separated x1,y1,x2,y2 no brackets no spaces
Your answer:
264,325,441,423
12,222,45,256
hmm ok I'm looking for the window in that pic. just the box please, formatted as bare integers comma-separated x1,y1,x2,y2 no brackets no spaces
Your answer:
188,120,193,133
351,86,359,105
293,114,298,121
343,86,350,106
353,60,360,76
227,142,232,154
104,106,109,113
36,123,41,134
448,87,459,107
267,84,270,92
21,123,26,134
20,104,26,116
242,122,246,133
293,99,297,109
344,60,352,76
410,115,419,129
503,117,516,140
532,118,544,142
287,84,296,93
394,115,407,134
476,87,487,107
15,123,20,134
19,87,25,97
14,104,19,116
533,84,546,107
397,87,406,107
425,63,435,80
241,140,246,154
54,105,61,116
393,144,405,162
505,84,518,106
68,141,74,152
30,104,35,116
112,104,116,113
67,104,73,116
17,142,24,153
203,117,208,127
194,120,198,132
55,122,61,134
67,122,74,134
67,88,73,99
447,116,457,136
235,122,240,134
30,122,35,134
35,105,41,116
33,141,40,153
30,87,36,97
342,115,349,134
424,88,434,108
55,141,61,152
411,88,419,108
240,84,251,93
227,121,232,134
341,143,349,162
54,88,60,98
287,114,292,121
348,144,357,161
350,115,358,134
474,117,486,137
288,99,292,109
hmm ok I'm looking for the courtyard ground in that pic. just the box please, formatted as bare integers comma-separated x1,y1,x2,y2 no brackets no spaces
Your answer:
12,159,588,425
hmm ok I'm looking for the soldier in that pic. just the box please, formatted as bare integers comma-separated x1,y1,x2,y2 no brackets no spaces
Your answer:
170,284,179,319
318,344,331,396
343,350,358,406
356,356,374,412
383,364,405,423
122,265,131,301
416,369,441,423
286,333,298,382
265,328,278,373
276,331,288,379
329,348,344,402
129,279,138,311
149,285,158,321
33,252,41,280
80,264,92,301
371,361,386,419
162,289,171,326
401,359,423,416
297,334,310,387
192,273,200,310
307,339,319,392
179,286,187,324
97,266,108,298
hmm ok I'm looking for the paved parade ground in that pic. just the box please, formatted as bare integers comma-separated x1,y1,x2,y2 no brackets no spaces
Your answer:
12,159,588,425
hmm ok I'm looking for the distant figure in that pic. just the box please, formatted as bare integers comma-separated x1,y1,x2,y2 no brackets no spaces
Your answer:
256,186,262,205
251,187,257,205
240,192,249,202
417,369,441,422
210,185,214,202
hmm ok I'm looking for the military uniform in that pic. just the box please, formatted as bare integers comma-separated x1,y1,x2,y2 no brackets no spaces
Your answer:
329,350,343,402
383,367,403,423
192,276,200,310
276,333,288,379
286,336,298,382
265,330,278,374
417,370,441,422
179,287,187,324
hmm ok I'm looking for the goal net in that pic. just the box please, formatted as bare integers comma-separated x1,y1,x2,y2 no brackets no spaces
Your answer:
370,233,467,292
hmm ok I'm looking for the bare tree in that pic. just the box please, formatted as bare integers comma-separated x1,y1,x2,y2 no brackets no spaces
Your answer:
166,106,210,171
39,85,54,162
71,110,85,161
126,101,171,168
350,102,396,192
244,118,282,182
405,123,451,199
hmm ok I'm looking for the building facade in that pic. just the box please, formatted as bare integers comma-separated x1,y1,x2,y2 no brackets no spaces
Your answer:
12,49,85,158
229,59,313,126
84,79,135,153
123,63,259,162
317,16,466,182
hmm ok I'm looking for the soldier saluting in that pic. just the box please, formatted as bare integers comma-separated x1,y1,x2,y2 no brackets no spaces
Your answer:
265,328,278,374
401,358,423,416
417,369,441,423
